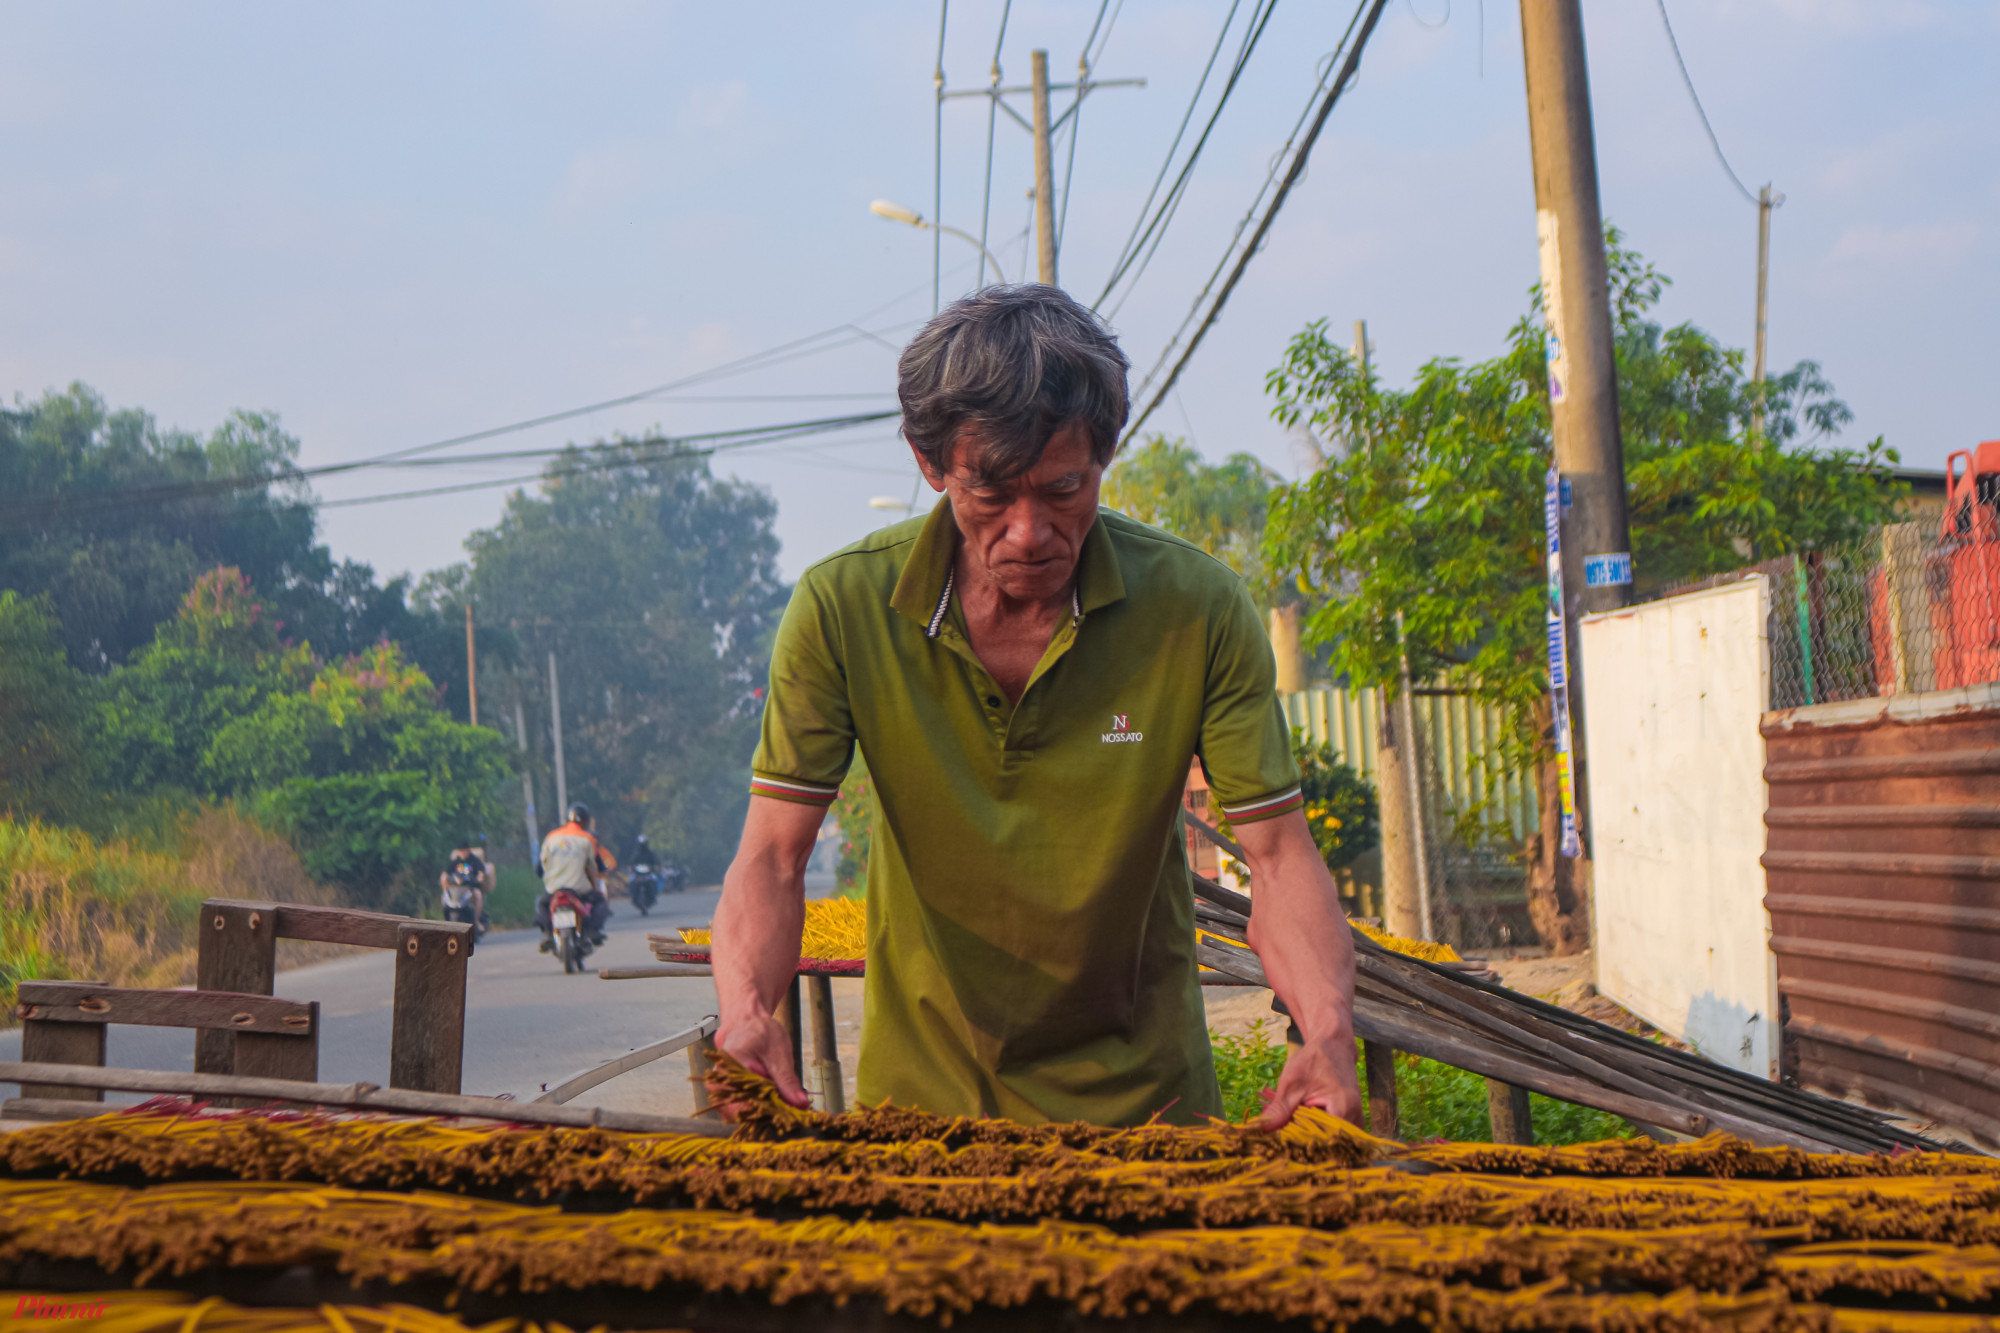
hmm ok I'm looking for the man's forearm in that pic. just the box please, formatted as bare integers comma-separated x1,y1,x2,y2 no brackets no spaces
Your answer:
711,806,815,1033
1244,843,1356,1044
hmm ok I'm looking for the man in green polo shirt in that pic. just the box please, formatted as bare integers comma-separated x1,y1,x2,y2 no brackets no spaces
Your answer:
711,285,1360,1128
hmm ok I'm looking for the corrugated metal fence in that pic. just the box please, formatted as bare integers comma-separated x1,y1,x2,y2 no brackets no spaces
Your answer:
1761,686,2000,1153
1283,686,1539,842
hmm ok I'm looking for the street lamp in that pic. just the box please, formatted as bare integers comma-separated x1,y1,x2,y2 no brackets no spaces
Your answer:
869,200,1011,287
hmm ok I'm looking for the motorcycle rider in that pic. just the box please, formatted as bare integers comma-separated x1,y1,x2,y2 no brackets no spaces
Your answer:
439,841,494,932
537,802,612,950
629,833,662,873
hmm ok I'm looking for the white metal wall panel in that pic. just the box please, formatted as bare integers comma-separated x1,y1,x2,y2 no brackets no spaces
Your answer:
1579,577,1777,1079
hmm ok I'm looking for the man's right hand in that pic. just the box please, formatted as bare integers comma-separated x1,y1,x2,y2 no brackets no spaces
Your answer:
713,1010,810,1113
710,794,826,1117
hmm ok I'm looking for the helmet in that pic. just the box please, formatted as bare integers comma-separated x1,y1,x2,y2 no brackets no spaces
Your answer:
566,802,592,828
635,833,649,845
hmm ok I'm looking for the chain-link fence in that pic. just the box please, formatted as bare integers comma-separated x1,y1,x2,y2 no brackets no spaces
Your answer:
1739,520,2000,710
1410,699,1536,955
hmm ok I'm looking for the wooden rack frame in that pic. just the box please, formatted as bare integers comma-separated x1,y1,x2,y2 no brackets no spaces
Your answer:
194,899,473,1095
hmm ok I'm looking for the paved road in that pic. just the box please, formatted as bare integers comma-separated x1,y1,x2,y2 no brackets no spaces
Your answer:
0,880,833,1118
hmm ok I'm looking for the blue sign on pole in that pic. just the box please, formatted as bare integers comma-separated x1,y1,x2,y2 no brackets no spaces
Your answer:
1544,465,1581,859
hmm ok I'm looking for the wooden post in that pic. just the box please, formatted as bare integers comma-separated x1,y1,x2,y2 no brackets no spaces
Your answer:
776,977,804,1093
19,1015,104,1102
235,1000,319,1084
1363,1040,1400,1139
803,975,845,1114
686,1031,718,1116
391,923,469,1094
194,901,278,1076
1487,1077,1535,1144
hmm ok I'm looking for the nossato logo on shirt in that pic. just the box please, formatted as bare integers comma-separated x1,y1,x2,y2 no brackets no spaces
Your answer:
1102,712,1143,743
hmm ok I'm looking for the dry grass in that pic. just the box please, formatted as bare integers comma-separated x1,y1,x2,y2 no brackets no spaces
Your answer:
0,809,342,1020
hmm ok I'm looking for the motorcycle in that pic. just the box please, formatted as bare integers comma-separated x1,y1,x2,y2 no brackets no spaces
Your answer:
440,865,487,937
549,886,594,974
665,865,688,894
628,868,663,916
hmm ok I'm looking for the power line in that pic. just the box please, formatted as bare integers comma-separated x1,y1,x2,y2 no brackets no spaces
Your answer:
1124,0,1389,443
1655,0,1758,206
0,411,900,527
318,424,910,511
1098,0,1280,315
1098,0,1245,305
933,0,950,312
977,0,1014,289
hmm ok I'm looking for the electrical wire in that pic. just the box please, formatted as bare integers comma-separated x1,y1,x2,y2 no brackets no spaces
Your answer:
934,0,949,312
1056,0,1113,253
319,418,903,510
977,0,1013,289
0,411,900,526
1096,0,1282,315
1654,0,1759,206
1096,0,1245,307
1124,0,1389,443
1406,0,1449,31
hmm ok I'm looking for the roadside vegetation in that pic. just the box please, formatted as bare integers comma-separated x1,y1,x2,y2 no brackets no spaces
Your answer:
1210,1021,1632,1143
0,809,338,1014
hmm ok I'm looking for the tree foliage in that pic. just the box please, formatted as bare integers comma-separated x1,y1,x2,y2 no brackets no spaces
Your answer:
1264,230,1904,752
0,593,91,822
1102,437,1280,597
0,384,425,672
76,568,506,909
1262,231,1902,951
433,441,790,880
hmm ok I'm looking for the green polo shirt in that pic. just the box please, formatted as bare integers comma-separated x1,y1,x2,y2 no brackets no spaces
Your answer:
750,501,1301,1126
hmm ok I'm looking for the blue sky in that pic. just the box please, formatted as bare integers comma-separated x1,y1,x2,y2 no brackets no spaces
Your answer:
3,1,1994,582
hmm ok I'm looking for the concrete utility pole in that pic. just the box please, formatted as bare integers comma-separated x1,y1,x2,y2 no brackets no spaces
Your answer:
514,698,540,866
1751,183,1782,438
938,52,1144,293
1030,50,1059,286
1349,319,1430,942
1521,0,1632,619
1520,0,1628,953
464,603,479,727
547,652,568,817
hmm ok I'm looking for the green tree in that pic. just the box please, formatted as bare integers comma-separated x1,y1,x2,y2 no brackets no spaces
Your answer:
0,593,92,821
1263,231,1901,950
0,384,427,671
206,644,511,909
93,568,312,795
440,440,790,879
1102,437,1280,595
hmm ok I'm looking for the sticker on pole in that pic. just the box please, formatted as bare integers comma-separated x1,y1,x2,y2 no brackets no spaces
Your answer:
1584,552,1633,587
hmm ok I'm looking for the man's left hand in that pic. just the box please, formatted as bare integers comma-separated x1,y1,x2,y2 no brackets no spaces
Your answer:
1256,1032,1363,1131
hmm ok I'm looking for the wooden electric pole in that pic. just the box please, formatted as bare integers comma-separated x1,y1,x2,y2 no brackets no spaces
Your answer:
464,603,479,726
1030,50,1058,285
1521,0,1632,618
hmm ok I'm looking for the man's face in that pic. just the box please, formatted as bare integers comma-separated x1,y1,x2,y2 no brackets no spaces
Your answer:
916,422,1105,604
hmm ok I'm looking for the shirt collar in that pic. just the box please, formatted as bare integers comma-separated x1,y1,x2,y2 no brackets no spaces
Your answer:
889,498,1127,635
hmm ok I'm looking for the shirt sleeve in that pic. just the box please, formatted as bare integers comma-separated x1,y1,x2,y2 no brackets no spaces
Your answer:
1197,582,1303,825
749,572,855,808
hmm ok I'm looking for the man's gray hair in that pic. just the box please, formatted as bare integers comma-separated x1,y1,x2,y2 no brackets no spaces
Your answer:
897,284,1130,482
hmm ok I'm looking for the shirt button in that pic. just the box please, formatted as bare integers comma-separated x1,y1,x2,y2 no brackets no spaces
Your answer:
986,695,1002,708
